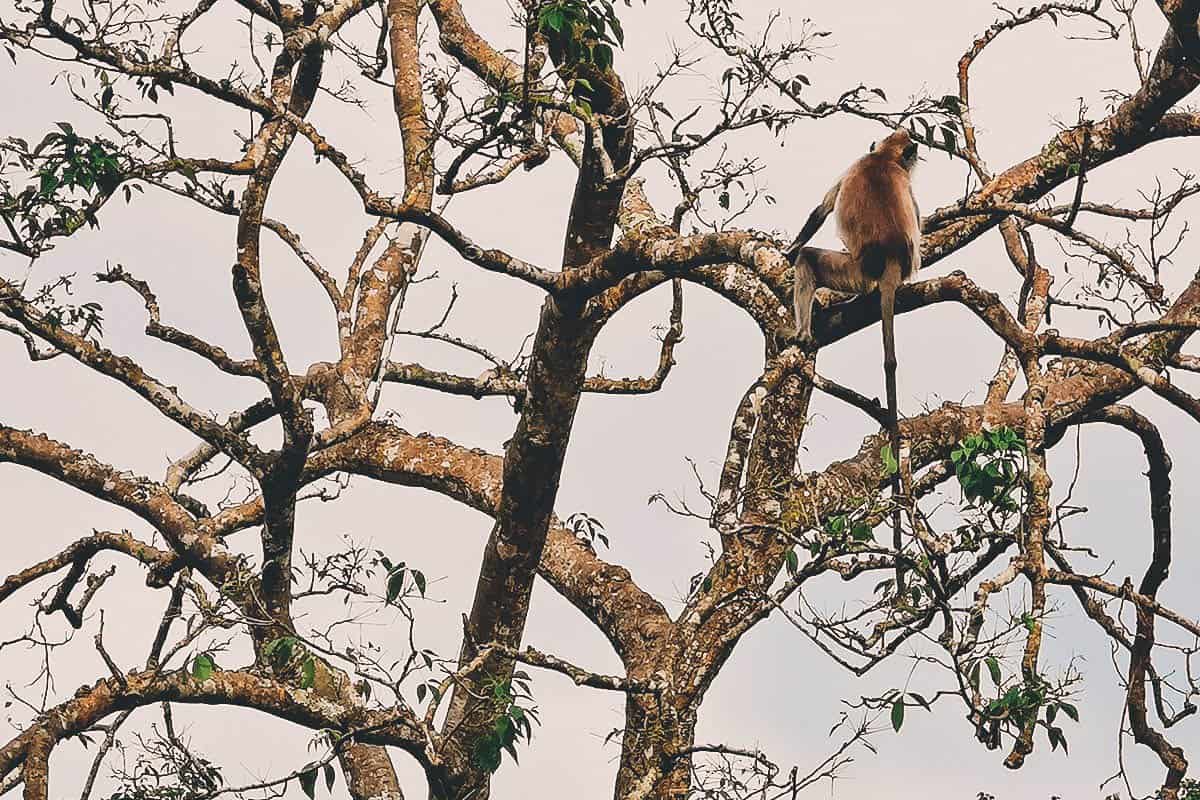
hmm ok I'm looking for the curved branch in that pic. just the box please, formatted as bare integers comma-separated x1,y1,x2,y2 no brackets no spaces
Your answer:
926,29,1200,260
1069,405,1188,794
0,425,238,586
95,265,263,379
304,422,672,660
0,289,267,470
0,530,174,605
1155,0,1200,66
0,668,430,790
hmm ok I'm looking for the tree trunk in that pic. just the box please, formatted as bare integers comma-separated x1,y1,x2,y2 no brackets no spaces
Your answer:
614,694,697,800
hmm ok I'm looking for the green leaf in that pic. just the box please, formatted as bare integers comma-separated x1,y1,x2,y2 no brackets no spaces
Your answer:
609,14,624,45
324,762,336,792
919,117,934,143
880,444,899,476
594,43,614,71
783,548,799,575
191,652,214,682
851,522,874,542
891,698,905,731
1059,701,1079,722
264,636,296,669
941,126,956,154
986,656,1001,688
100,86,113,109
299,766,318,799
494,715,512,740
540,8,565,32
386,567,406,604
301,657,316,689
412,569,427,597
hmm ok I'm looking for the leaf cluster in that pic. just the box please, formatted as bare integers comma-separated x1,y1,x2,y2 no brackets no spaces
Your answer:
535,0,634,71
472,672,541,772
2,124,133,249
262,636,319,689
967,663,1079,755
566,511,608,549
377,552,428,605
20,273,106,340
103,735,223,800
951,427,1026,513
296,761,337,800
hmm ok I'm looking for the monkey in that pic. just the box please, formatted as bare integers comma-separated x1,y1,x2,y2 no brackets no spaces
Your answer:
785,128,921,349
785,128,921,589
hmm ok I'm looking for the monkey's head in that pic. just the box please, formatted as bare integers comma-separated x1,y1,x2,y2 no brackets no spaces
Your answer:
874,128,920,171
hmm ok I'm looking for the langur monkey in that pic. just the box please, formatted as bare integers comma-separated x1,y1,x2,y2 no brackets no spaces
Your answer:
785,128,921,588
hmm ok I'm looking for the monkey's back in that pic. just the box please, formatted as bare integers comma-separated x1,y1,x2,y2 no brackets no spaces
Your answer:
834,154,919,281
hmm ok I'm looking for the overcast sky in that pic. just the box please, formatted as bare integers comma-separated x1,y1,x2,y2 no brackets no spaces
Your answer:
2,1,1199,798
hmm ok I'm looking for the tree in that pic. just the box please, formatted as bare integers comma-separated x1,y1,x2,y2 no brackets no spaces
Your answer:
1,0,1199,797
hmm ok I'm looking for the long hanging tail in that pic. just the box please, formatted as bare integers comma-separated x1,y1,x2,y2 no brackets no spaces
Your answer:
879,261,904,596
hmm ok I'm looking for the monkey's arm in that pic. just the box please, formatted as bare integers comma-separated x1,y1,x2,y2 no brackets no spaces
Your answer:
785,180,840,259
908,190,923,275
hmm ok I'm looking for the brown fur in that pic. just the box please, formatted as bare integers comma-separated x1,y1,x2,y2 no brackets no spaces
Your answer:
788,128,920,347
787,128,922,592
835,129,921,281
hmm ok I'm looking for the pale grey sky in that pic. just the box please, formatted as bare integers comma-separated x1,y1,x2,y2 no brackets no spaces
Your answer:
2,1,1199,798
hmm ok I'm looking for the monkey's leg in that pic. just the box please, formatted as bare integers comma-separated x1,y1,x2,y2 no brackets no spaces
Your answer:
879,262,904,595
791,257,817,350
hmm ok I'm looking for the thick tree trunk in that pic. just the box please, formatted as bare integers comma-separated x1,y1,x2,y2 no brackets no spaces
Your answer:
340,744,405,800
614,694,697,800
438,300,600,799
